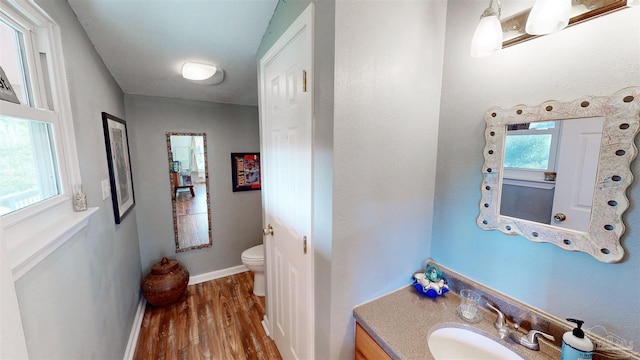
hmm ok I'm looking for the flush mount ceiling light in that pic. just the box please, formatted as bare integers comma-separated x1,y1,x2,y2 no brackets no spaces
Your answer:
182,62,216,80
525,0,572,35
470,0,503,57
181,62,224,85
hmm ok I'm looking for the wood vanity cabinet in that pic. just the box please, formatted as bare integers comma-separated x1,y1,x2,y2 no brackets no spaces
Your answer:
355,322,392,360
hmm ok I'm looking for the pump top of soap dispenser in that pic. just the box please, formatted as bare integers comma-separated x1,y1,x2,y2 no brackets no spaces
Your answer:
562,318,593,359
567,318,585,338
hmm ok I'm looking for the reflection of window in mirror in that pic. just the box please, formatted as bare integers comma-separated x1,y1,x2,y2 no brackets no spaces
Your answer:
194,137,205,173
503,121,560,183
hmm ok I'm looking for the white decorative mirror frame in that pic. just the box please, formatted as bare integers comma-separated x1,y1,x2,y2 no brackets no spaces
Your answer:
477,87,640,263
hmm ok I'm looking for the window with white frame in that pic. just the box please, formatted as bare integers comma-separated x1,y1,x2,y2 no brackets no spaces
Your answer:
0,15,64,216
1,0,90,279
503,121,561,186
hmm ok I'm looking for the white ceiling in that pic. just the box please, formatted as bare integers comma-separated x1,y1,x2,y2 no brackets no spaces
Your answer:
67,0,279,106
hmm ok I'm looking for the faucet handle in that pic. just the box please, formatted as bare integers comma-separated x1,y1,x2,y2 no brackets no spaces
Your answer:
485,303,507,329
521,330,555,350
525,330,555,343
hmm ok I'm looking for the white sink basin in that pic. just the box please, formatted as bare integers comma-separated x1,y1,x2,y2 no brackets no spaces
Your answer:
428,326,524,360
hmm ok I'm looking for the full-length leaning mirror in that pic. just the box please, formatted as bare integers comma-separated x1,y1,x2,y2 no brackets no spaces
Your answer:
477,87,640,263
166,132,212,252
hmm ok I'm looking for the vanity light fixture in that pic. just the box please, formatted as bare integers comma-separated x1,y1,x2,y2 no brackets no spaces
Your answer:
525,0,572,35
470,0,503,57
501,0,631,48
181,62,224,85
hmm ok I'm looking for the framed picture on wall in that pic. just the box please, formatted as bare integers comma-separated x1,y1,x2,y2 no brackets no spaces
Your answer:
102,112,135,224
231,153,261,192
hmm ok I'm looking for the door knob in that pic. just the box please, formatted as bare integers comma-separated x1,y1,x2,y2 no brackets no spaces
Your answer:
263,224,274,236
554,213,567,222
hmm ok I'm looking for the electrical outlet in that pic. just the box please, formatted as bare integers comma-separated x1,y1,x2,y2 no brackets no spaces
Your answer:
101,179,111,200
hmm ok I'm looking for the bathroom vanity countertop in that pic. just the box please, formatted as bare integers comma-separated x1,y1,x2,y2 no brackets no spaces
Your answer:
353,285,559,360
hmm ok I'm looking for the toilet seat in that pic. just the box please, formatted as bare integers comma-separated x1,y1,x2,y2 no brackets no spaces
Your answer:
241,244,264,262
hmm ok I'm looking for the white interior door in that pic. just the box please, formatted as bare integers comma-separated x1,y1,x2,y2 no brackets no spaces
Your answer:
551,117,604,231
259,4,314,360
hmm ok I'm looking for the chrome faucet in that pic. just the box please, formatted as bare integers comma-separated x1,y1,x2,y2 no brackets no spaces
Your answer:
485,303,555,351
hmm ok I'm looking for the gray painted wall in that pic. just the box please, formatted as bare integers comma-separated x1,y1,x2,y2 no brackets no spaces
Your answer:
433,0,640,349
332,2,447,358
124,95,262,275
500,184,554,224
14,1,142,358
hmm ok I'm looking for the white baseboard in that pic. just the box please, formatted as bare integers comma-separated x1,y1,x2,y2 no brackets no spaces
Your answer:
123,296,146,360
262,315,271,338
188,264,249,285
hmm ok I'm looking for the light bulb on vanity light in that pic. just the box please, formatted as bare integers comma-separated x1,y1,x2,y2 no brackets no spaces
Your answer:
526,0,572,35
470,0,503,57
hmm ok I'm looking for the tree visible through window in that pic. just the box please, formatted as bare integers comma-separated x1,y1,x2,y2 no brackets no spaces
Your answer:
504,121,558,172
504,133,553,170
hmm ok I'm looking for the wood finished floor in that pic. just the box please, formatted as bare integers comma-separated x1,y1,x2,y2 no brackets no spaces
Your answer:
176,183,209,249
134,272,282,360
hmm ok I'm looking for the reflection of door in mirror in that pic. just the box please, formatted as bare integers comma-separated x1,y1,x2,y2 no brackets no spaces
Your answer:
551,117,603,231
167,132,211,252
499,117,603,232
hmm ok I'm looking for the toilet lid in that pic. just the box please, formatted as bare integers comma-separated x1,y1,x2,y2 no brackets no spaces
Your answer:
242,244,264,260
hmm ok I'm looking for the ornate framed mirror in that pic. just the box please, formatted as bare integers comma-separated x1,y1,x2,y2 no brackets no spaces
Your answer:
166,132,212,252
477,87,640,262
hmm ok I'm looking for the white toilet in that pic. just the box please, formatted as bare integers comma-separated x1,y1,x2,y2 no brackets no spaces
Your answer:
241,244,265,296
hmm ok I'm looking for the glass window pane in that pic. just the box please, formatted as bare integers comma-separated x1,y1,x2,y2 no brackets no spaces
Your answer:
194,136,205,176
0,116,60,215
529,121,556,130
504,134,552,170
0,19,32,106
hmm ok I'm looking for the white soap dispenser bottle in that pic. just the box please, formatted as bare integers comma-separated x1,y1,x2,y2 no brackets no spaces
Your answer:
561,318,593,360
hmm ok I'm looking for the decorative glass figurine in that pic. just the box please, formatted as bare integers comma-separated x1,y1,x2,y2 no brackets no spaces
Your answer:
425,265,443,282
412,265,449,298
73,185,87,212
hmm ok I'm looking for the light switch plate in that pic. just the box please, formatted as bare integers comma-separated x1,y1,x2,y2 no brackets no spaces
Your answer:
101,179,111,200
